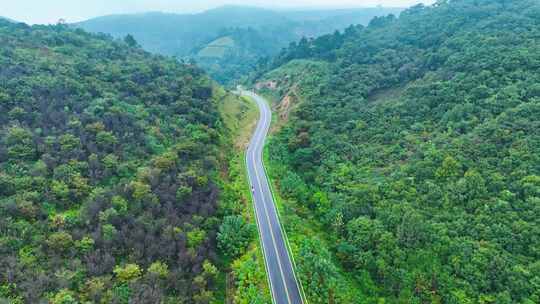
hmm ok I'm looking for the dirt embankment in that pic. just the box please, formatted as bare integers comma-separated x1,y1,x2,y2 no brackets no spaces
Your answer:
255,74,299,118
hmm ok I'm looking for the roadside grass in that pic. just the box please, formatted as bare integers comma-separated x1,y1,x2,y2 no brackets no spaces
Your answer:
263,144,365,303
259,90,366,303
217,90,272,304
219,89,363,303
218,92,258,151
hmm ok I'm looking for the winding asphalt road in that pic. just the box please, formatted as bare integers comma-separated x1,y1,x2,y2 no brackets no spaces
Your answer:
243,90,304,304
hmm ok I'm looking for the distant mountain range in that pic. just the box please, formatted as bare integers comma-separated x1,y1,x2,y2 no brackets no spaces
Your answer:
75,5,403,84
76,6,403,57
0,16,16,23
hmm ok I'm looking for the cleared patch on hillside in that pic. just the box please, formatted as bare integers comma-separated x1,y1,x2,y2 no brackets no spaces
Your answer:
257,59,330,132
366,85,408,107
198,36,235,58
216,89,272,303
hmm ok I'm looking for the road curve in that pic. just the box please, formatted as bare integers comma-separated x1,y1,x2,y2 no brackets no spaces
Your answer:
243,90,304,304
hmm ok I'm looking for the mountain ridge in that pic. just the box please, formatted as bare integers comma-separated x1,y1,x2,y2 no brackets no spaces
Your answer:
75,5,403,84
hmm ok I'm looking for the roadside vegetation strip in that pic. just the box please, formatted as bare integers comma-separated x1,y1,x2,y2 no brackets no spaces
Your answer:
259,91,365,303
232,94,276,304
240,93,281,304
261,144,309,304
263,147,367,303
253,92,309,304
243,92,307,304
219,92,272,303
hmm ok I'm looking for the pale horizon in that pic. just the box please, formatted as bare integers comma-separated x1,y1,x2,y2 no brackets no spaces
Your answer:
1,0,435,25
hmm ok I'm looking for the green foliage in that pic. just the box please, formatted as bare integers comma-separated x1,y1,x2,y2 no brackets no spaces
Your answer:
114,264,142,283
50,289,78,304
297,238,338,303
95,131,117,148
187,228,207,249
176,185,192,203
111,195,128,214
203,260,219,281
148,261,169,278
113,284,131,304
59,134,81,152
5,126,36,160
123,34,138,48
217,215,255,258
0,20,225,303
101,224,117,241
216,92,272,303
46,232,74,252
51,180,70,201
232,251,271,304
75,236,94,254
129,181,151,201
259,0,540,302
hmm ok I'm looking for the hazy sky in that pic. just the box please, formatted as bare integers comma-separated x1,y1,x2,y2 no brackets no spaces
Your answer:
1,0,435,24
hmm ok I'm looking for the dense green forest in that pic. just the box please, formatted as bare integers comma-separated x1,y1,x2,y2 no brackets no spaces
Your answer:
3,0,540,303
76,6,403,85
0,19,258,303
255,0,540,303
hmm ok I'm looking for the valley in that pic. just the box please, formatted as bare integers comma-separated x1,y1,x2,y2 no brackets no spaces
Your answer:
75,5,403,85
1,1,540,303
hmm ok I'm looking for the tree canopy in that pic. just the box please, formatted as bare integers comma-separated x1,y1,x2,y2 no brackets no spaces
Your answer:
255,0,540,302
0,19,226,303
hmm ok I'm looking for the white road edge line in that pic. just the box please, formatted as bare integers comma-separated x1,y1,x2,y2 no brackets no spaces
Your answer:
245,101,278,304
256,94,307,303
247,154,278,304
249,92,293,304
253,133,292,304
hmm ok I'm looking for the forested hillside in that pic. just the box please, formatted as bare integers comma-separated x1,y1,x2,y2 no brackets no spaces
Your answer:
0,19,229,303
76,6,293,57
255,0,540,303
76,6,403,85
